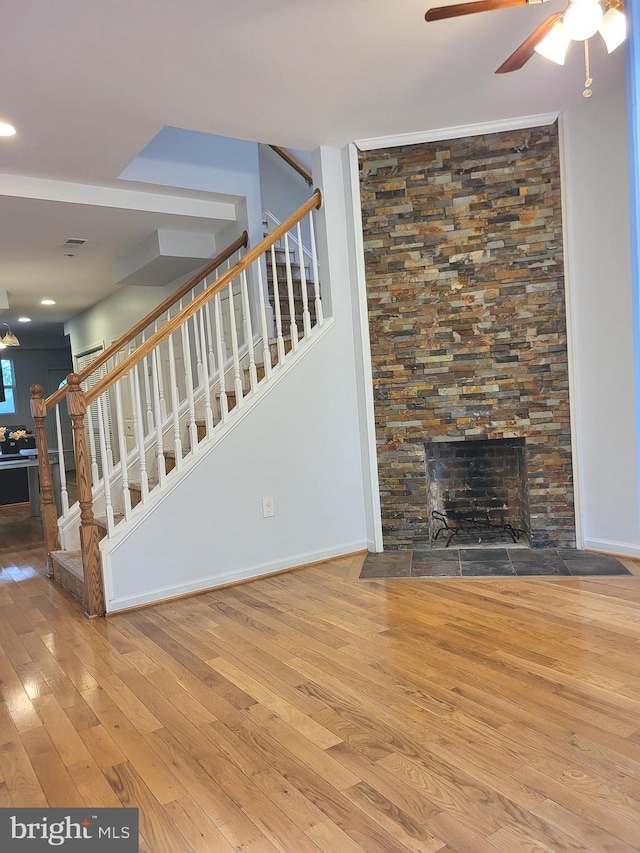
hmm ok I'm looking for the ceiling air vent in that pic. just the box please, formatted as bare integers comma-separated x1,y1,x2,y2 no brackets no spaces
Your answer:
63,238,88,248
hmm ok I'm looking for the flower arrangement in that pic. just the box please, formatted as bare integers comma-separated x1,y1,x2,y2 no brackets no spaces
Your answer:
0,427,27,441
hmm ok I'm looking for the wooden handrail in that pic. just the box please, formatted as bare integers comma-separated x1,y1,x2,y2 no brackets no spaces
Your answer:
269,145,313,186
86,189,322,406
44,230,249,413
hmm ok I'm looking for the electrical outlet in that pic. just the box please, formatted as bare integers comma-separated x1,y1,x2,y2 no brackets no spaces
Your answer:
262,496,275,518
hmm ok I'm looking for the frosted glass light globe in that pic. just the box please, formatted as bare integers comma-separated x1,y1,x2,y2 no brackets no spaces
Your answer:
563,0,604,41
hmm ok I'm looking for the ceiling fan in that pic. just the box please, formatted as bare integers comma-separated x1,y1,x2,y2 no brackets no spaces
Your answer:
424,0,626,77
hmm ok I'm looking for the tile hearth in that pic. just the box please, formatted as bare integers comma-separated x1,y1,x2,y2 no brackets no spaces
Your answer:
360,548,630,579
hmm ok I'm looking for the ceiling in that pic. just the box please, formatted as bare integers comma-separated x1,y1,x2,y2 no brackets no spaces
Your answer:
0,0,626,330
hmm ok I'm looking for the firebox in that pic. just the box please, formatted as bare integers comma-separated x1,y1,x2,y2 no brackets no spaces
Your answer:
425,438,530,548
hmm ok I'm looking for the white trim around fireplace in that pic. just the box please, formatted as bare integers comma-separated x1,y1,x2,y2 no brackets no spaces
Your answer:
346,143,384,552
557,114,585,551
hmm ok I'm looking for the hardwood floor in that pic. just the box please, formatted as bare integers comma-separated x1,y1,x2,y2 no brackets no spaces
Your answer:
1,531,640,851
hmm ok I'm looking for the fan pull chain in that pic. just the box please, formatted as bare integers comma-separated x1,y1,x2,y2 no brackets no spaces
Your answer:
583,39,592,98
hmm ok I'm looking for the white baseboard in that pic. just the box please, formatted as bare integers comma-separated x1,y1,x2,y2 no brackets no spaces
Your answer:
583,538,640,559
105,539,368,613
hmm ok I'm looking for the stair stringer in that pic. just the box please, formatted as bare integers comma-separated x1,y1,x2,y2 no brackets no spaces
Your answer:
100,318,338,612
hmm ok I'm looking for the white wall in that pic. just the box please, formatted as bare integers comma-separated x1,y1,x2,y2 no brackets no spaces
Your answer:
64,275,192,357
561,88,640,555
259,144,313,244
120,127,264,248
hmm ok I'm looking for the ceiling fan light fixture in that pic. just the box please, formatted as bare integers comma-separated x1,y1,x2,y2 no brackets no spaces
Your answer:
534,21,571,65
599,7,626,53
563,0,604,41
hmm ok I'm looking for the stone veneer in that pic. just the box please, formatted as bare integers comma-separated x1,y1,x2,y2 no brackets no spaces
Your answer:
359,123,576,549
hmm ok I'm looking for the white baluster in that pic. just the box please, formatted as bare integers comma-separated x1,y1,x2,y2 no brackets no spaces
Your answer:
154,320,168,420
95,394,115,536
141,337,154,434
270,244,286,364
227,278,244,404
151,348,166,487
167,332,183,466
240,269,257,392
101,390,114,475
84,400,100,485
127,360,139,464
197,308,215,434
309,210,324,327
283,232,299,350
132,363,150,502
204,290,216,378
54,403,69,517
213,293,229,422
114,378,132,522
192,290,204,385
296,221,312,338
180,316,198,450
255,257,272,380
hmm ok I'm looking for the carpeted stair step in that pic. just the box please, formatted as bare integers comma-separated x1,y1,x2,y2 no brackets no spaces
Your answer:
243,362,266,386
268,336,296,360
267,262,311,283
162,449,182,475
128,479,159,508
50,549,84,604
95,513,124,539
216,390,237,414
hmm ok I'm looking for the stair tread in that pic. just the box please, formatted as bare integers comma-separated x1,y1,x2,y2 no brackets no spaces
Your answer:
51,550,84,578
95,513,124,527
129,478,159,489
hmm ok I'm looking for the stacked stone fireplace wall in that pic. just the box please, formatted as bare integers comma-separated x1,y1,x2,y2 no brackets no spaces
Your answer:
359,123,576,548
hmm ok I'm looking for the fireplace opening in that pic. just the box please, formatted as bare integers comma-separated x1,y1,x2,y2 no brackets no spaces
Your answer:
425,438,531,549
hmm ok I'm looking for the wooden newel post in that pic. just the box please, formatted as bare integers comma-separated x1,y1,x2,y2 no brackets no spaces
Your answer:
30,385,60,575
66,374,105,617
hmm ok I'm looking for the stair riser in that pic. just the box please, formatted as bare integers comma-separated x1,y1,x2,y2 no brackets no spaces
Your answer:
51,560,85,605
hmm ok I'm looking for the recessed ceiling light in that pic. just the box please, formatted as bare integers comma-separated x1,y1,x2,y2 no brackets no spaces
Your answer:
0,121,16,137
41,299,56,305
18,317,31,323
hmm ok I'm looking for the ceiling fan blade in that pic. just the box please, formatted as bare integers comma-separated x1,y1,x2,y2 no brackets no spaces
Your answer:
425,0,527,23
495,12,564,73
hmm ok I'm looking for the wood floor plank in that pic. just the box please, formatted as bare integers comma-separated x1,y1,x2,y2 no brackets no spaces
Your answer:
105,761,195,853
1,528,640,852
31,692,93,767
208,655,342,749
0,738,48,807
163,796,237,853
306,818,367,853
30,749,86,807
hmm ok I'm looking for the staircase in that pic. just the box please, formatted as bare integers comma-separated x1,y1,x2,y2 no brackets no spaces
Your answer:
267,246,318,331
32,191,324,616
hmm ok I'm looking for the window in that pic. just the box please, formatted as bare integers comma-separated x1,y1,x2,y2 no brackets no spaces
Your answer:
0,358,16,414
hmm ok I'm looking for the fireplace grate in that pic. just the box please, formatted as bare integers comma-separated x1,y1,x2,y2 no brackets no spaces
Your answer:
432,510,525,548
